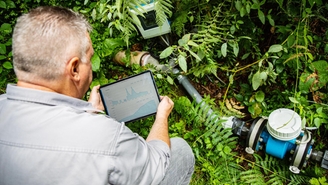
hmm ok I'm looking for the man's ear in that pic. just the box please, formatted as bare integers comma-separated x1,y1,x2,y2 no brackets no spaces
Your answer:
66,57,80,81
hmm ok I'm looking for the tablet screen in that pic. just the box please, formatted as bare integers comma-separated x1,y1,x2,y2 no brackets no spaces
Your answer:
99,70,160,123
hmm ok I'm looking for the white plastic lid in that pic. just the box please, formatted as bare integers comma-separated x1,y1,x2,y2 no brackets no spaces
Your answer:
267,108,302,141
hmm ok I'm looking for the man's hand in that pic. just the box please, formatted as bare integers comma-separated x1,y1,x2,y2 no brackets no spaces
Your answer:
156,96,174,119
88,85,104,111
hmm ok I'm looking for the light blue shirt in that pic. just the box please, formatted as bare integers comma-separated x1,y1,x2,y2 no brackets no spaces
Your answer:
0,84,170,185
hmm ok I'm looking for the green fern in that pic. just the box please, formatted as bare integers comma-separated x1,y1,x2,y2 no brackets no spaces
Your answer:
170,0,198,36
174,96,243,184
92,0,172,45
154,0,173,26
240,168,267,185
242,153,312,184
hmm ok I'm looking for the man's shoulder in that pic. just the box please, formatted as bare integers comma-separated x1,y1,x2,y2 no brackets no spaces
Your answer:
0,93,7,100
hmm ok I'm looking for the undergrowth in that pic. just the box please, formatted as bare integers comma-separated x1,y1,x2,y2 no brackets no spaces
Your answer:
1,0,328,184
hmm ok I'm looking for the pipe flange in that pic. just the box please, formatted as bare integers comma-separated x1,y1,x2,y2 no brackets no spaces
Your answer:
289,130,312,173
245,117,267,154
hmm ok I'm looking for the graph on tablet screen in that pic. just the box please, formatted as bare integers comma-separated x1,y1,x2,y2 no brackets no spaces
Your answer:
100,71,160,123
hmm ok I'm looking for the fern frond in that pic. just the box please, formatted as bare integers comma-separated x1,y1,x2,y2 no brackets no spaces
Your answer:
240,169,267,185
287,174,311,185
154,0,173,26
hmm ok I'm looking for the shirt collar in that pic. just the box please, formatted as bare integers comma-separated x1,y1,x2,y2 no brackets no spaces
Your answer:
5,84,102,113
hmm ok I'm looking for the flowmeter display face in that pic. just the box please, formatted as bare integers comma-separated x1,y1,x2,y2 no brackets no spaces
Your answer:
138,10,157,30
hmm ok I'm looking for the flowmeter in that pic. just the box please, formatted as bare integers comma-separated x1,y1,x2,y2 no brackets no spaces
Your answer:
224,108,328,174
130,1,171,39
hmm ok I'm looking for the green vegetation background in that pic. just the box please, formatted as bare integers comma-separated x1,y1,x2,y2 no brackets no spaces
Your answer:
1,0,328,184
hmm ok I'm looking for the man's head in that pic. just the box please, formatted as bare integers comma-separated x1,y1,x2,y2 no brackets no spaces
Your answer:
12,6,93,98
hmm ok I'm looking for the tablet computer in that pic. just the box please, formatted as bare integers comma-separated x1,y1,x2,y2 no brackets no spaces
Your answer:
99,70,160,123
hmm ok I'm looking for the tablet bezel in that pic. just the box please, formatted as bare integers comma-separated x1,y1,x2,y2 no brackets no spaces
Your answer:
99,70,160,123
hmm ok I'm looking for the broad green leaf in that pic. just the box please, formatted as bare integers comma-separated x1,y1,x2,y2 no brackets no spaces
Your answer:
259,71,267,81
98,73,108,85
314,118,322,128
299,72,315,93
237,20,245,24
187,40,198,47
189,50,201,61
6,1,15,8
289,97,300,104
241,53,250,60
3,61,12,69
287,35,295,47
312,60,328,73
235,94,244,102
233,43,239,57
0,44,6,54
0,55,6,60
248,106,255,115
156,73,163,79
197,49,205,60
268,44,283,53
178,55,187,72
90,79,100,88
91,9,96,21
251,2,260,9
0,1,6,9
240,7,246,17
253,103,262,117
178,34,190,46
258,9,265,24
189,15,194,23
255,90,265,102
0,23,11,31
230,25,236,34
235,1,242,11
312,60,328,84
91,53,101,72
167,75,174,85
221,43,227,57
103,38,124,48
159,47,173,59
252,71,261,90
307,35,313,44
267,14,275,26
99,3,105,14
246,3,251,13
306,52,314,61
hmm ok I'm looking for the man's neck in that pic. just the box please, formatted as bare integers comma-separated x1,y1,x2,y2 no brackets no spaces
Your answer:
17,80,57,93
17,79,81,99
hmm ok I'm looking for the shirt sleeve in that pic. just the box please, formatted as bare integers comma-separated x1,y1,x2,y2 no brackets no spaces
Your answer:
108,123,171,185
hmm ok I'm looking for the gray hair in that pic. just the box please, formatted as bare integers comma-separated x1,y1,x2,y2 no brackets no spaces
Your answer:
12,6,92,81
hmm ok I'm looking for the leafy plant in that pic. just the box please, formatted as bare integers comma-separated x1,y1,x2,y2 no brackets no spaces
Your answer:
310,177,328,185
1,0,328,184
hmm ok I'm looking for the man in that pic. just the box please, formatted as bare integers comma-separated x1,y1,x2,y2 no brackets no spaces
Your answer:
0,6,194,185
